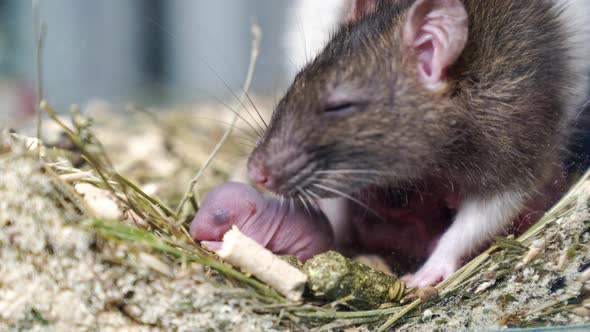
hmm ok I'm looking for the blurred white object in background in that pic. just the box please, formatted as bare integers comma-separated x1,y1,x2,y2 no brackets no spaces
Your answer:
284,0,348,75
0,80,35,128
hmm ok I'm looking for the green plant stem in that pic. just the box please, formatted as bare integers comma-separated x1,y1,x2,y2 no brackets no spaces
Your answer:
378,299,421,331
86,218,286,302
293,306,402,319
315,317,381,332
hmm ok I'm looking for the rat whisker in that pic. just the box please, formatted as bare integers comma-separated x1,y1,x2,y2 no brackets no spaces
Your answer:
295,14,309,64
289,196,296,216
301,172,375,188
243,91,268,129
190,116,260,142
297,192,312,217
574,96,590,123
202,61,266,136
281,195,292,215
301,189,319,210
284,161,320,189
278,195,290,220
305,188,322,201
314,176,374,189
296,186,317,211
141,15,263,135
304,189,324,212
231,131,258,142
281,194,291,215
234,135,258,146
308,172,424,195
209,95,264,138
316,169,385,175
312,182,385,222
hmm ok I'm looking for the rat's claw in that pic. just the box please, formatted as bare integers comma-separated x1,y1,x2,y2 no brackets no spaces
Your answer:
406,256,459,288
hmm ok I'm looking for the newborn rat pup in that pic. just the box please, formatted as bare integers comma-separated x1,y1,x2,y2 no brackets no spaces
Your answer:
191,181,457,262
190,182,333,262
246,0,590,286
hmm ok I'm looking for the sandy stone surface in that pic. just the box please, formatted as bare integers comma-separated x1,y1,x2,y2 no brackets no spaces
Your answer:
0,154,282,332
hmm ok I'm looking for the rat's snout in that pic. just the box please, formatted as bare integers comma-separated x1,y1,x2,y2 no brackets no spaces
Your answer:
248,146,312,195
247,154,276,191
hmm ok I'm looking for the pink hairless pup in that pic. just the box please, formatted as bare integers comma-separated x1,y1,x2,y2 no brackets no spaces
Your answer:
190,182,334,262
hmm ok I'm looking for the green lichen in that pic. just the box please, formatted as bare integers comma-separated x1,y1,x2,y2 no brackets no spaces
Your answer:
303,251,405,310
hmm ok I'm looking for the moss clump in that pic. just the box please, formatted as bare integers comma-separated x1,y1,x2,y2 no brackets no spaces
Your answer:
303,251,405,310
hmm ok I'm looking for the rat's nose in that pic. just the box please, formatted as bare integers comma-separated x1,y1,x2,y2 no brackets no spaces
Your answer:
247,157,274,189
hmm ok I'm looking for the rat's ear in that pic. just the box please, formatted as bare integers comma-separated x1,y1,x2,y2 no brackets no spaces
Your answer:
347,0,379,23
402,0,468,90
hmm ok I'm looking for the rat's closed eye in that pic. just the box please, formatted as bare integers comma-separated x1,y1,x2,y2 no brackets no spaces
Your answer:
324,101,357,113
324,88,367,114
322,85,368,114
324,98,369,114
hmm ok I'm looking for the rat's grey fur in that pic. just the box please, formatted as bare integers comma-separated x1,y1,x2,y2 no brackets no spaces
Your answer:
250,0,588,200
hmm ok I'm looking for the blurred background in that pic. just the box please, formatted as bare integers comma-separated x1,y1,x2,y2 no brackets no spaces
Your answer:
0,0,343,117
0,0,588,168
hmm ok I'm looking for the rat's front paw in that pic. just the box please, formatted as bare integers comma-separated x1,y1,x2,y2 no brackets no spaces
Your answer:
406,256,459,288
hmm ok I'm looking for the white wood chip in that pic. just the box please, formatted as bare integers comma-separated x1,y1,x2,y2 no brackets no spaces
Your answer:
75,183,123,221
217,226,307,302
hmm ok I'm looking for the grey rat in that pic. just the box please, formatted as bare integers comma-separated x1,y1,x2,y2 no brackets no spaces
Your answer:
246,0,590,286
